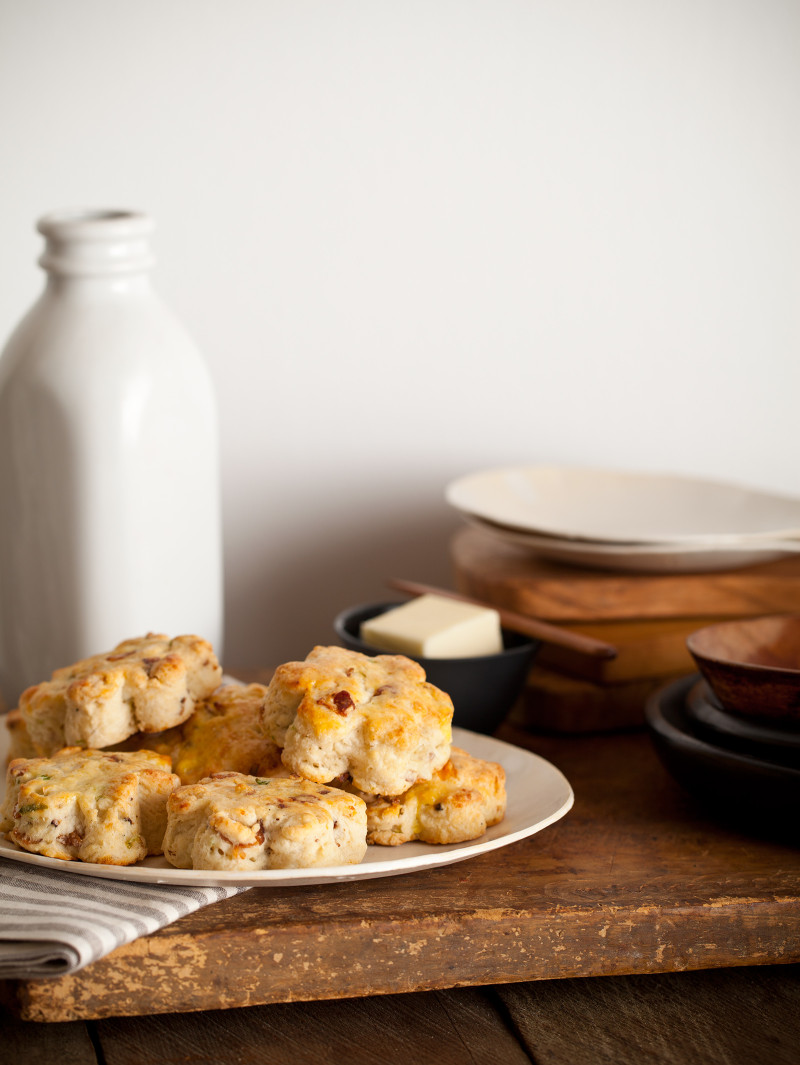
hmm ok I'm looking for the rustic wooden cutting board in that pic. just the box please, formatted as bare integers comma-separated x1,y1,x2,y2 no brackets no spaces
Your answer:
4,722,800,1023
452,526,800,623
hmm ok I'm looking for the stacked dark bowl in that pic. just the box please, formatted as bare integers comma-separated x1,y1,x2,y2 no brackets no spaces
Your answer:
645,615,800,832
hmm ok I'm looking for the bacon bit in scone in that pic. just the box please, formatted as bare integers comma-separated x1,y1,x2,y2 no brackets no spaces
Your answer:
58,830,84,849
332,691,354,714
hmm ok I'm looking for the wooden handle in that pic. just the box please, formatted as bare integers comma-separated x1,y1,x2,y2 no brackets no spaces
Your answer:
387,578,618,660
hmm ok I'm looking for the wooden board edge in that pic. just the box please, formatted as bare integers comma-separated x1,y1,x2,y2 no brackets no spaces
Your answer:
8,898,800,1022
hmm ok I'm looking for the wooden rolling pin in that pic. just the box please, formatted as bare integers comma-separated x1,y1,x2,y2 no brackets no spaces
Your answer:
387,578,618,660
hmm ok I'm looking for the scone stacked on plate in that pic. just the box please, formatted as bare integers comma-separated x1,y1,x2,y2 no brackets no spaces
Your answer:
16,633,223,755
260,645,507,847
343,746,506,846
162,773,368,871
0,747,179,865
2,638,508,871
1,633,222,867
262,645,454,794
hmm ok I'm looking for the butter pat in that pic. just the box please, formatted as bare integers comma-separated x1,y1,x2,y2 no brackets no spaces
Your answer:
361,595,504,658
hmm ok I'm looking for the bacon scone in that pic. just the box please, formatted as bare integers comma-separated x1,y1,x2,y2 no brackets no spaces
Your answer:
261,646,453,796
18,633,222,753
170,683,282,785
163,772,368,871
0,747,179,864
345,746,506,845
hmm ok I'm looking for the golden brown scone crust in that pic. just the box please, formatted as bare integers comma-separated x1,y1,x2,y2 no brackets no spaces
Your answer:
18,633,222,752
1,747,179,864
163,771,367,871
347,746,506,845
262,646,453,796
170,683,282,784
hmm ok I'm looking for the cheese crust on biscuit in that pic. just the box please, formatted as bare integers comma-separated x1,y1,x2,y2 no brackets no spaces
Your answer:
171,682,282,784
19,633,222,752
1,747,179,864
347,746,506,845
262,646,453,796
163,772,367,870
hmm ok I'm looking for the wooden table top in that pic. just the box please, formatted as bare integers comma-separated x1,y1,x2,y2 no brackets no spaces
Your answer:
5,717,800,1025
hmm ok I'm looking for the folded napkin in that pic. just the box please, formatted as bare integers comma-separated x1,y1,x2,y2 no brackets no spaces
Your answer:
0,855,250,980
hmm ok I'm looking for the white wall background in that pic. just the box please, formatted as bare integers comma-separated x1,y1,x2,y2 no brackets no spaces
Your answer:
1,1,798,667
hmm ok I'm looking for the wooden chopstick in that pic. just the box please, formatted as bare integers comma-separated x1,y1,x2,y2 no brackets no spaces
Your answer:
387,578,618,660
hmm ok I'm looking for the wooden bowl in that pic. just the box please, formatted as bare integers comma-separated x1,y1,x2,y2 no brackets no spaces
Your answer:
686,615,800,721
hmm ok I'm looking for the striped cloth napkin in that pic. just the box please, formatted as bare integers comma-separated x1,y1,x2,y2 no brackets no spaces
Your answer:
0,855,250,979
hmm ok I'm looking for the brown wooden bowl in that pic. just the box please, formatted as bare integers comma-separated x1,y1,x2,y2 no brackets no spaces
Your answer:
686,615,800,721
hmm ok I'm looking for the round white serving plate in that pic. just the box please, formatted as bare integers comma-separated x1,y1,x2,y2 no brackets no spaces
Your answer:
0,726,573,888
446,466,800,547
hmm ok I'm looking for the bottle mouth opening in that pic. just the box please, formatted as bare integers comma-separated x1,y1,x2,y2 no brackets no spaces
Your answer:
37,208,154,240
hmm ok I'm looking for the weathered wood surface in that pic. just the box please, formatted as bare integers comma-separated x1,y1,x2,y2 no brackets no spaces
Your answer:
5,724,800,1022
5,966,800,1064
452,525,800,624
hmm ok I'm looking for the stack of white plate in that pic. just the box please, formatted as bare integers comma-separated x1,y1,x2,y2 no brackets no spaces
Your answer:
445,466,800,573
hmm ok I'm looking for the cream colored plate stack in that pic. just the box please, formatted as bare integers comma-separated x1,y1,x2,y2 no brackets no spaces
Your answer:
446,466,800,573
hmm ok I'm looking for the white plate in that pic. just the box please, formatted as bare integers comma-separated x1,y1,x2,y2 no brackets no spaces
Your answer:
446,466,800,546
0,726,573,888
462,514,800,574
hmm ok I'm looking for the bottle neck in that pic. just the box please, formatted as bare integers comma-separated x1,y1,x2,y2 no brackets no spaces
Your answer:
37,209,156,280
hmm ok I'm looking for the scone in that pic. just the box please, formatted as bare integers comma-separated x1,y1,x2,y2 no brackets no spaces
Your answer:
163,772,367,871
262,646,453,796
1,747,179,864
346,746,506,845
170,683,282,784
18,633,222,752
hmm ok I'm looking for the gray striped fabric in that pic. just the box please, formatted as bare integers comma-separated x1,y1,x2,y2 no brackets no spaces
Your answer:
0,856,250,979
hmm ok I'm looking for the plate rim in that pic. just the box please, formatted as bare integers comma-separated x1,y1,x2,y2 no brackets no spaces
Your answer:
0,725,574,888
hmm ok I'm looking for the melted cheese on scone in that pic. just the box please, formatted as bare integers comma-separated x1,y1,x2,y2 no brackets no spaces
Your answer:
347,746,506,845
163,772,367,870
262,645,453,796
19,633,222,752
1,747,179,864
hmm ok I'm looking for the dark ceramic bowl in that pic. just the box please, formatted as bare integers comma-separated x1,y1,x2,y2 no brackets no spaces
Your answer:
685,680,800,769
686,615,800,721
333,601,539,734
645,675,800,832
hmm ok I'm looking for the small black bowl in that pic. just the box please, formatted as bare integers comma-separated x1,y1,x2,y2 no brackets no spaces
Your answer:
333,601,540,734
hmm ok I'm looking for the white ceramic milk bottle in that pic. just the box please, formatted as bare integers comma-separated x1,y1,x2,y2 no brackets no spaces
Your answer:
0,209,223,708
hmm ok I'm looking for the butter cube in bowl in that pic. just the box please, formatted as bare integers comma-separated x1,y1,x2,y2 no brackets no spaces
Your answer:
333,596,539,734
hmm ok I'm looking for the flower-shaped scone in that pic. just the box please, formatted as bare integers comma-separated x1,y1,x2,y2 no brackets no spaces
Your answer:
347,746,506,845
170,683,282,784
162,772,368,871
262,646,453,796
0,747,179,864
19,633,222,753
